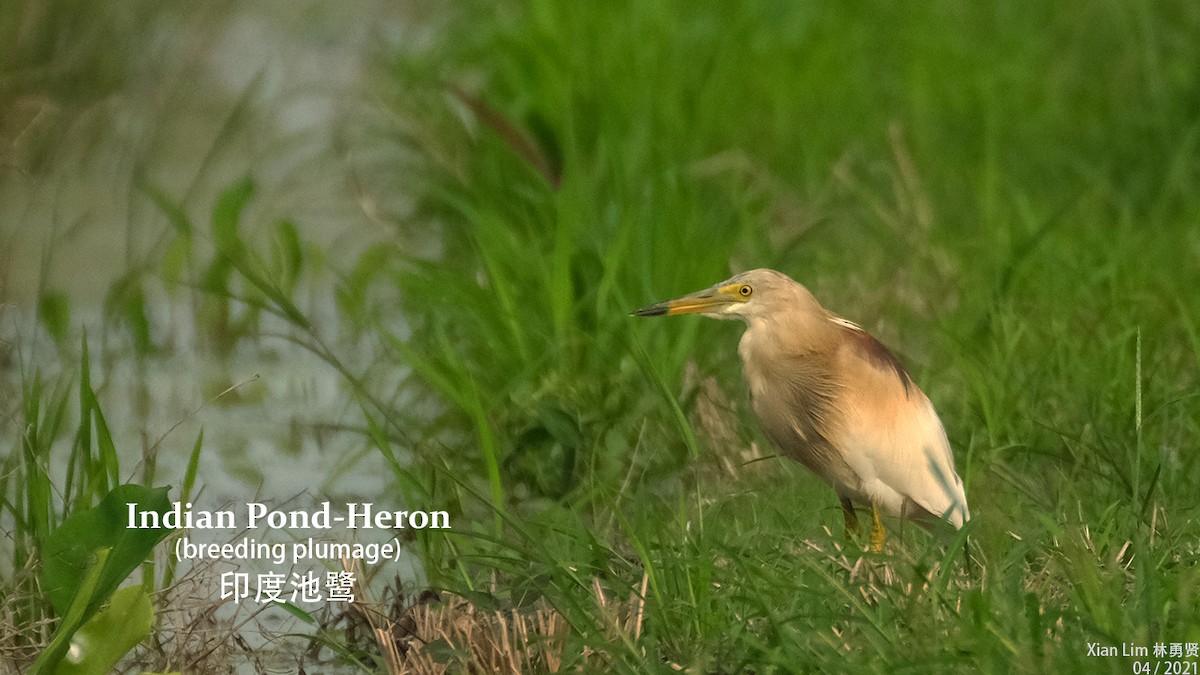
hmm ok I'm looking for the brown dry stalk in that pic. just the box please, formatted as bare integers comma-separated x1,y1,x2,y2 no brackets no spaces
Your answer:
342,569,651,673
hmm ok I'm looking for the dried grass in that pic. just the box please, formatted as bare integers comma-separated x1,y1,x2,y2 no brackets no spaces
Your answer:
0,565,53,674
682,361,771,480
341,560,650,674
124,569,249,674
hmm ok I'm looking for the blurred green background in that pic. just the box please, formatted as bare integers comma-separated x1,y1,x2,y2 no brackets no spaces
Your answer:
2,0,1198,672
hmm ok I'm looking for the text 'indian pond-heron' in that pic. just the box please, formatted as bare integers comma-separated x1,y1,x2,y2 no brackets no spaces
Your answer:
634,269,969,551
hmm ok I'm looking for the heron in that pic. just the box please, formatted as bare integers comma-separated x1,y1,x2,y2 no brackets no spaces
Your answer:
633,269,969,551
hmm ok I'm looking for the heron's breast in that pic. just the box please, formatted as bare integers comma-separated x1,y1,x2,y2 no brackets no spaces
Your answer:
738,332,851,483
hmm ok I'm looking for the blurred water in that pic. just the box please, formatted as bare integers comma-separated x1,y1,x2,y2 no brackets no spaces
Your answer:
0,0,416,305
0,0,417,504
0,2,435,670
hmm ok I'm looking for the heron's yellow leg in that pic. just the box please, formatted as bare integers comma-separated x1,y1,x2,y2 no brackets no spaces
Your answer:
840,496,859,538
870,503,886,552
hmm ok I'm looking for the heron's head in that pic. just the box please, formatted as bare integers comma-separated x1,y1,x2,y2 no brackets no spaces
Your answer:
632,269,814,323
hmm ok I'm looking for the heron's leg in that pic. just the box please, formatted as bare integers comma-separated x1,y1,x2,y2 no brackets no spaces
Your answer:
840,496,859,537
869,503,886,552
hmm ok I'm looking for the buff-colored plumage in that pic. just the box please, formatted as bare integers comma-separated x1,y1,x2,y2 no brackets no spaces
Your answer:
634,269,969,550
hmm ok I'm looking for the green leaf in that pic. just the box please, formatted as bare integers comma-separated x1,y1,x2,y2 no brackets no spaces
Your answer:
138,179,194,236
29,548,110,675
38,291,71,345
181,430,204,509
41,484,174,618
271,218,304,289
105,274,154,355
164,431,205,588
335,242,390,325
206,178,311,330
211,175,256,250
56,585,154,675
276,601,316,624
161,235,192,286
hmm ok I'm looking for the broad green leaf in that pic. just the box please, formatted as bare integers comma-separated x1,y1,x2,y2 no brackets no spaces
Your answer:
28,549,109,675
41,484,174,618
56,585,154,675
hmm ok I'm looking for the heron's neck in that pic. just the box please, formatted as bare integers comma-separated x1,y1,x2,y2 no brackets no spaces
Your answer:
745,309,837,357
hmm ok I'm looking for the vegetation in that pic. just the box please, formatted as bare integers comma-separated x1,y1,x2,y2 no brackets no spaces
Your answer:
2,0,1198,672
357,0,1200,671
1,337,183,672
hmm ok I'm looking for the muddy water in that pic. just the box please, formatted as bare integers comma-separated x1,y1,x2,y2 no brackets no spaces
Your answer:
1,4,419,489
1,2,438,669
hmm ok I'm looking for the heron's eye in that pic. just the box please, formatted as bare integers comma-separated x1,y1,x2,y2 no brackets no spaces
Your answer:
738,285,753,298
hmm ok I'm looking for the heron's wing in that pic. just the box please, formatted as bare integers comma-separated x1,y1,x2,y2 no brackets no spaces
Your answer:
830,321,970,526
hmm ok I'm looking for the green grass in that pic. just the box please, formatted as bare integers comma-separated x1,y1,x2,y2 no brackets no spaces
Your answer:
353,0,1200,670
0,333,184,672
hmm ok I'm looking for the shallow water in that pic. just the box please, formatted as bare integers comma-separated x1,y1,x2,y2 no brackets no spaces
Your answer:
0,0,417,509
0,2,438,669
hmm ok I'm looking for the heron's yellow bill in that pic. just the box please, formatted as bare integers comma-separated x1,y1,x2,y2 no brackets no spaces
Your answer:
631,285,741,316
